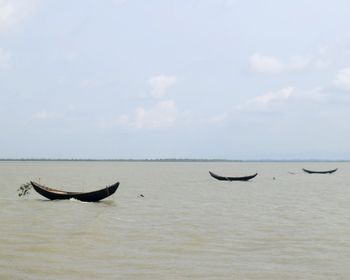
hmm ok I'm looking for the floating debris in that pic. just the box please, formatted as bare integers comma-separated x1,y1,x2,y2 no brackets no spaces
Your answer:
17,182,32,197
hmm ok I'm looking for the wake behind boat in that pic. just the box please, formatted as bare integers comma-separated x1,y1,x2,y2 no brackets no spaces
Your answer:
302,168,338,174
209,171,258,181
30,181,120,202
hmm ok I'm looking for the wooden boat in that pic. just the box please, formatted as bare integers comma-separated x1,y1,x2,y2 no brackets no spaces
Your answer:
209,171,258,181
302,168,338,174
30,181,120,202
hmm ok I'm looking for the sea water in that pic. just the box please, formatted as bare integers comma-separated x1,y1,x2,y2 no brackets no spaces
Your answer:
0,161,349,279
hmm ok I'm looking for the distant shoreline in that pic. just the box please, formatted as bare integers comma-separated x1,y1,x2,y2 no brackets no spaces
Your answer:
0,159,348,162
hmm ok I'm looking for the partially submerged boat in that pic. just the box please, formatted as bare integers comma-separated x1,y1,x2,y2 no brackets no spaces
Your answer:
209,171,258,181
30,181,120,202
302,168,338,174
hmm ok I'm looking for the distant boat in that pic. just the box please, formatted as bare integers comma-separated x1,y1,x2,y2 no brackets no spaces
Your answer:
209,171,257,181
302,168,338,174
30,181,119,202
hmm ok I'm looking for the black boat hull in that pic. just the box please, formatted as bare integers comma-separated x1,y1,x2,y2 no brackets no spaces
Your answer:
30,181,119,202
209,171,258,181
302,168,338,174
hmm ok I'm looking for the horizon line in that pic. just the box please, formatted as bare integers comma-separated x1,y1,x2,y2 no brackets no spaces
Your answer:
0,158,349,162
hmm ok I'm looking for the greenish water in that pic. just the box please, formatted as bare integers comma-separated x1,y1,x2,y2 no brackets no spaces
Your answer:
1,161,349,279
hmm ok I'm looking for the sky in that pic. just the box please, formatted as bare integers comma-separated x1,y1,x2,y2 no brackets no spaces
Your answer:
1,0,350,160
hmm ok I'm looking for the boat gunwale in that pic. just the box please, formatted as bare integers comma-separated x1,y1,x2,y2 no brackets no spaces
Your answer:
209,171,258,181
30,181,120,201
302,168,338,174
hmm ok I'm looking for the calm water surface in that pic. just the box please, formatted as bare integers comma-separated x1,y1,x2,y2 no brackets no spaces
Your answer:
1,161,350,279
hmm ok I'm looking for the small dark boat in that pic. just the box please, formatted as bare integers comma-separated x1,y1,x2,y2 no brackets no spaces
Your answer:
30,181,120,202
209,171,258,181
302,168,338,174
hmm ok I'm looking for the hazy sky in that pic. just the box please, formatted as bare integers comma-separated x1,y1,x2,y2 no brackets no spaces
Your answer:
1,0,350,159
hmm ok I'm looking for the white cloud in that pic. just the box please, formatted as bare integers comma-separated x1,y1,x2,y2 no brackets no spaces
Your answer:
0,48,11,70
250,87,294,108
250,53,283,73
33,111,59,121
287,55,311,71
250,53,311,73
133,100,177,129
0,0,39,32
334,67,350,91
239,86,327,113
109,100,178,129
148,75,177,98
0,0,18,30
